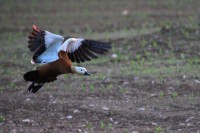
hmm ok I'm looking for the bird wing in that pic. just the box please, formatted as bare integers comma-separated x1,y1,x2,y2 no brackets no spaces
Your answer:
60,38,111,63
28,25,64,64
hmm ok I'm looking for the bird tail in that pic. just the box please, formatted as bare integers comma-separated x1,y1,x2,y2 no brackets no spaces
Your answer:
24,70,44,93
24,70,39,82
24,70,57,93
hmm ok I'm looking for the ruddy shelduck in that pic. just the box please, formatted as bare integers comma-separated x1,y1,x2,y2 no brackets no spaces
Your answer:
24,25,111,93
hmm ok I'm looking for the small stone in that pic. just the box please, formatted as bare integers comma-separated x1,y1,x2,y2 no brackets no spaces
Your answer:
52,101,57,104
122,10,129,15
102,106,109,111
152,122,157,126
132,131,139,133
185,116,194,122
77,129,82,132
73,109,80,114
80,104,87,108
25,98,31,101
60,117,65,120
66,115,73,119
162,116,167,119
49,94,53,99
111,54,117,61
22,119,33,123
137,107,145,111
10,129,17,133
187,123,193,127
89,104,95,107
179,123,185,126
114,121,118,124
134,77,139,80
182,75,186,79
150,94,156,97
194,80,200,84
8,120,13,124
123,81,129,85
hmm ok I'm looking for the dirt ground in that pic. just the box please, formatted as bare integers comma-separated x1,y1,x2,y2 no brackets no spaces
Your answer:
0,0,200,133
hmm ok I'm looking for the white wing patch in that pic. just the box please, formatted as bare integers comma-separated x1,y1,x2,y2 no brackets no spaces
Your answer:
44,31,64,48
37,41,61,63
61,38,84,53
36,31,64,63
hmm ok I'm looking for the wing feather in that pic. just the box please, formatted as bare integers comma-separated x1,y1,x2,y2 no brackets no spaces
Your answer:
60,38,111,63
27,25,64,64
76,50,85,62
78,47,91,61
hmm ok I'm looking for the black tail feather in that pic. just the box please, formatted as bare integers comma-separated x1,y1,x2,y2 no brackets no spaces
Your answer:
24,70,39,82
24,70,57,93
24,70,44,93
28,82,44,93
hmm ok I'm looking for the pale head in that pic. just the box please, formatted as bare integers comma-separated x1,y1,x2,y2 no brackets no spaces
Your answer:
71,66,91,76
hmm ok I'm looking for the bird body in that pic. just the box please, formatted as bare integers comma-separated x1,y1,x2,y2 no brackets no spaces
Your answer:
37,51,72,77
24,25,111,93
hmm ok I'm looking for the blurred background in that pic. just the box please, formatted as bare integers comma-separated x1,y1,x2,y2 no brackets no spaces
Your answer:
0,0,200,132
1,0,200,36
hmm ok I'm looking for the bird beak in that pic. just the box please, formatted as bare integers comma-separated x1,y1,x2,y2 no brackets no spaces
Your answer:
84,71,91,76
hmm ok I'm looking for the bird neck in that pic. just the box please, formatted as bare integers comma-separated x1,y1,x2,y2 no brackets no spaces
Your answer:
71,65,76,73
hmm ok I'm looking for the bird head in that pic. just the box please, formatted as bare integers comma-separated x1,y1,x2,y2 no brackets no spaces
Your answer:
72,66,91,76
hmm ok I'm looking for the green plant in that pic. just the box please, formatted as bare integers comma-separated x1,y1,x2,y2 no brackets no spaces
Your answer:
81,84,86,92
123,128,128,133
119,86,126,94
107,84,113,91
63,74,68,79
87,122,93,131
9,82,16,89
108,123,112,130
140,57,145,66
95,73,105,80
131,61,137,74
159,48,163,55
152,40,158,48
189,92,194,100
171,92,178,98
160,91,164,98
8,32,14,44
0,86,4,92
167,38,173,51
0,115,5,123
100,121,105,129
140,38,147,48
187,57,200,65
136,54,142,61
181,30,190,38
188,16,199,28
180,53,185,59
90,84,94,92
155,125,165,133
162,20,173,29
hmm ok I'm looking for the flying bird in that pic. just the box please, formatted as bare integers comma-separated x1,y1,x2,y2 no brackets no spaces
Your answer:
24,25,111,93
